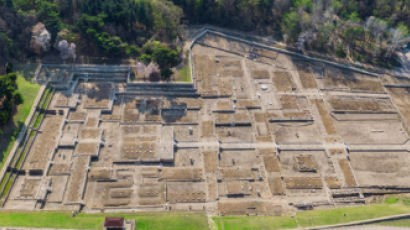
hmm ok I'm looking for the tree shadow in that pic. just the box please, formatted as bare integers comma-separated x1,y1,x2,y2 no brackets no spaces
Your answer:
14,63,38,81
0,119,25,166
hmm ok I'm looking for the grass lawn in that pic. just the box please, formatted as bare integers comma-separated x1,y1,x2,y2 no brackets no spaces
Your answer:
214,197,410,230
377,218,410,227
296,203,410,227
1,200,410,230
0,211,209,230
213,216,297,230
176,51,191,82
13,75,41,126
177,63,191,82
376,196,410,228
0,74,41,170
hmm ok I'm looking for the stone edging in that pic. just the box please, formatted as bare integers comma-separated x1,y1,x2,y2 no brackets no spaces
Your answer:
302,213,410,230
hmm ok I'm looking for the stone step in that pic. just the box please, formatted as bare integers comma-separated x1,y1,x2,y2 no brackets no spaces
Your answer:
74,66,130,73
125,91,200,97
75,73,128,78
126,87,197,93
125,83,198,97
333,197,365,204
127,83,194,89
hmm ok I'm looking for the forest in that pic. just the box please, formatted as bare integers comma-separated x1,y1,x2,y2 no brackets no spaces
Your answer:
0,0,409,75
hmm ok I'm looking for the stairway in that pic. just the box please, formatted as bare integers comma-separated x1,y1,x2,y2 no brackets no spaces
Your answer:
125,83,199,97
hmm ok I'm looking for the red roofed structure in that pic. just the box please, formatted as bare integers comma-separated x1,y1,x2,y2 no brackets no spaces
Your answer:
104,217,125,230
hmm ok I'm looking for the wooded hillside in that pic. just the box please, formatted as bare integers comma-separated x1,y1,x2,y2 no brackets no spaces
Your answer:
0,0,409,72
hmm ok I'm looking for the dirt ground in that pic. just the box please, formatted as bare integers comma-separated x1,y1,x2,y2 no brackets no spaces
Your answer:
4,31,410,216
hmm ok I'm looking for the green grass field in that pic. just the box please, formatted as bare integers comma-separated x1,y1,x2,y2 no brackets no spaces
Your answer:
4,201,409,230
295,203,410,227
214,197,410,230
13,75,41,127
213,216,298,230
375,196,410,228
0,211,209,230
176,52,191,82
378,218,410,227
177,64,191,82
0,74,41,170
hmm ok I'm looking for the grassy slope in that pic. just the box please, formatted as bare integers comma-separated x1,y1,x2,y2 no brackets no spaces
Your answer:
296,203,410,227
214,197,410,230
0,74,40,170
376,197,410,227
0,212,209,230
378,218,410,227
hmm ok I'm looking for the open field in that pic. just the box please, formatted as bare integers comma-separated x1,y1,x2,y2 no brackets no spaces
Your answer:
0,211,209,230
1,199,410,230
295,203,410,228
214,197,410,230
377,197,410,227
0,74,40,170
214,216,297,230
378,219,410,228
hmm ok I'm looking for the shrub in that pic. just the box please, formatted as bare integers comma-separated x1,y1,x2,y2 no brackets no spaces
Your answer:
126,45,141,57
336,45,346,58
385,197,399,204
140,54,152,64
160,67,173,80
0,73,19,124
13,91,23,105
5,63,13,73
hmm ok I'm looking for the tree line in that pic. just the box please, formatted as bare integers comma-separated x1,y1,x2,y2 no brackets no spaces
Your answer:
0,0,409,72
172,0,409,65
0,71,23,129
0,0,182,79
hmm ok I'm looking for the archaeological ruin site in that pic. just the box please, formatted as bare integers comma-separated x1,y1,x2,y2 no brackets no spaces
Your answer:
2,30,410,216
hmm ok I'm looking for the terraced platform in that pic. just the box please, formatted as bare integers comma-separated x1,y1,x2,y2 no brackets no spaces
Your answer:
2,31,410,216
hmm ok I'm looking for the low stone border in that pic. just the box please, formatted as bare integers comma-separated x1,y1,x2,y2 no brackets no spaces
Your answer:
303,213,410,230
0,82,46,189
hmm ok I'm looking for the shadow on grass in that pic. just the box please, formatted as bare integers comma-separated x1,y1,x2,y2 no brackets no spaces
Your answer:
0,119,25,169
14,63,38,82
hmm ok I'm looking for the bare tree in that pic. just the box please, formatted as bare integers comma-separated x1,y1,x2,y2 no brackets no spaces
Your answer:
57,40,76,60
301,0,337,50
385,27,410,58
365,16,387,44
30,22,51,55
